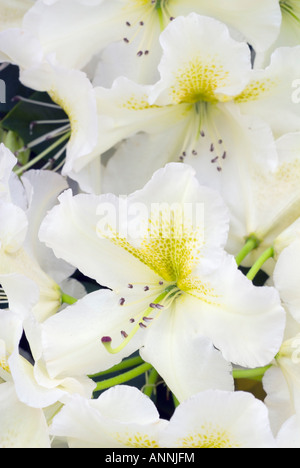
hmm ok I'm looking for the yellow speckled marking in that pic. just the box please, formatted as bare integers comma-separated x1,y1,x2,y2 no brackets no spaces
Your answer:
98,204,204,283
116,431,160,448
122,95,159,110
171,57,231,104
235,79,277,103
0,357,10,373
178,425,240,448
97,203,220,305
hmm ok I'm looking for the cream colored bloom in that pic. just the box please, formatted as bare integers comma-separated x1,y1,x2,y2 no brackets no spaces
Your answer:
50,387,276,448
19,60,100,193
263,243,300,433
100,14,279,198
257,1,300,67
160,390,276,448
22,0,281,84
39,163,285,402
0,144,75,323
50,385,168,448
0,309,50,448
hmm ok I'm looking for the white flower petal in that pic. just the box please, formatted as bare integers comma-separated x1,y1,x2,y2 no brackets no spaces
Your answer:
0,29,43,69
21,169,75,283
0,0,34,31
23,0,120,70
150,14,251,106
40,290,145,378
263,365,296,435
0,201,28,253
140,313,234,403
0,274,39,322
159,390,276,448
50,386,168,448
0,382,50,448
39,189,161,290
170,0,281,54
179,254,285,368
277,415,300,448
20,60,98,172
0,144,17,201
273,240,300,323
94,76,184,155
237,46,300,138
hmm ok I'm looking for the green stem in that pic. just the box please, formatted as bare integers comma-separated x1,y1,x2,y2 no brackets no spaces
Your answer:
61,293,78,306
172,393,180,408
235,235,260,266
89,356,144,379
14,132,71,176
93,362,153,393
233,365,272,381
143,368,159,398
246,246,274,281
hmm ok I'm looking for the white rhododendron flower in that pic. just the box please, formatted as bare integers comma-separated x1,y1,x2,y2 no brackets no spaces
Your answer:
193,132,300,269
273,239,300,324
0,309,51,448
0,293,94,427
50,385,168,448
0,144,76,322
263,324,300,435
50,386,276,448
257,1,300,67
19,60,100,193
39,163,285,403
262,243,300,434
0,0,299,449
21,0,281,83
0,382,50,448
159,389,276,448
100,14,280,196
0,29,44,70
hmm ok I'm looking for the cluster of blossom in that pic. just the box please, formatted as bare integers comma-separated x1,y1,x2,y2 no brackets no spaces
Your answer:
1,0,300,449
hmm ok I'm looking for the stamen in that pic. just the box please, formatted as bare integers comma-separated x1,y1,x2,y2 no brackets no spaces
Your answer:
53,157,67,173
41,142,68,170
14,131,71,176
15,124,70,157
12,95,61,109
101,336,112,344
121,0,160,57
143,317,154,322
101,286,175,355
29,119,69,134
